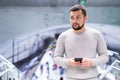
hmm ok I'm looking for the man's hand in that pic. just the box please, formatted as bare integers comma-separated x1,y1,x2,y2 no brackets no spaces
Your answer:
68,57,93,68
81,57,93,68
68,58,82,67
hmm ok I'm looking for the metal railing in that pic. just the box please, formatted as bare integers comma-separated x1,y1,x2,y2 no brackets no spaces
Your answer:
99,60,120,80
98,50,120,80
0,30,54,64
0,55,26,80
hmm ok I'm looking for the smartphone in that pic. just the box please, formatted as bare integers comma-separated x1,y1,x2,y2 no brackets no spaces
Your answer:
74,58,83,63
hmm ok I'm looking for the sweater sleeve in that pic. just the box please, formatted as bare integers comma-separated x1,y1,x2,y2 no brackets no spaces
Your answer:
92,31,109,66
53,33,69,68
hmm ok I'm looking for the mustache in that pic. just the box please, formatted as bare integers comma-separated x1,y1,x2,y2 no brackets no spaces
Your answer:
73,23,79,25
72,23,84,31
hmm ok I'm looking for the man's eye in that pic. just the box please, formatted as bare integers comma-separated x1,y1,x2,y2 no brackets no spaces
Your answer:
71,17,74,20
77,16,81,19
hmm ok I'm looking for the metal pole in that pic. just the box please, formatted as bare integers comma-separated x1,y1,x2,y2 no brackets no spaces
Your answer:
12,39,15,64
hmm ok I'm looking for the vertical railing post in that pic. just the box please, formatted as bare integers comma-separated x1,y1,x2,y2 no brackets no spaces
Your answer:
12,39,15,64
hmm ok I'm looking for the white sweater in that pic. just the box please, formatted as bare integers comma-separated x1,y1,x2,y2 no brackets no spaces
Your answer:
53,27,109,79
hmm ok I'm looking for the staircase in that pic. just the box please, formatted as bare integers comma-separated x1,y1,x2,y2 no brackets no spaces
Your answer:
0,55,26,80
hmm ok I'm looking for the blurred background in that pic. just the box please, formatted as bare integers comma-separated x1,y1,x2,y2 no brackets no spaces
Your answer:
0,0,120,43
0,0,120,80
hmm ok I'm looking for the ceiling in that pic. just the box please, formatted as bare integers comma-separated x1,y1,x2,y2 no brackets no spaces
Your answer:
0,0,120,6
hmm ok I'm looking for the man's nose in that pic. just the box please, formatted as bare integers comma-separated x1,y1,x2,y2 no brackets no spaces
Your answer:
73,19,77,23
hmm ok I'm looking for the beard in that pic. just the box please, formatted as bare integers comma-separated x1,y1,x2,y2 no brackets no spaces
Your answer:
72,23,84,31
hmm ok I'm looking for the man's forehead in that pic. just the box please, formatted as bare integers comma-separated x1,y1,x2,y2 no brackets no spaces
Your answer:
70,10,82,13
70,10,83,16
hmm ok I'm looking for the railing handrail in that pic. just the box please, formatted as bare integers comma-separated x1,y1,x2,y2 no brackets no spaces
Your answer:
99,60,120,79
0,54,26,80
0,68,12,76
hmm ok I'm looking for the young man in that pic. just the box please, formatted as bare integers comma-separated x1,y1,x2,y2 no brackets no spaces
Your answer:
53,4,109,80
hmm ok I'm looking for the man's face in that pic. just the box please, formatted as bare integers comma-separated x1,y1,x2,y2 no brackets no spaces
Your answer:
70,10,87,30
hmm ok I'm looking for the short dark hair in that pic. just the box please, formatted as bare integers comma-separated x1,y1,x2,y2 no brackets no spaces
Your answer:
69,4,87,17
